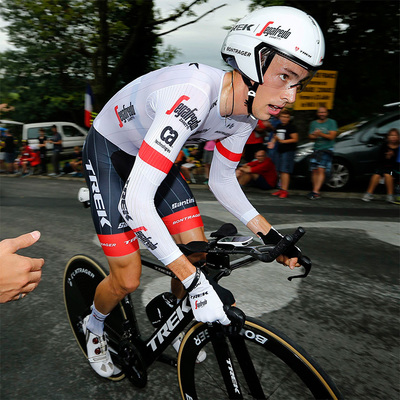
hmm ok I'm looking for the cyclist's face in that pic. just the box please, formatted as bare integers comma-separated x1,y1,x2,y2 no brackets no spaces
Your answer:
251,55,309,121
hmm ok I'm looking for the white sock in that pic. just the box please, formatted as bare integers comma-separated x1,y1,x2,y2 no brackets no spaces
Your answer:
87,303,109,336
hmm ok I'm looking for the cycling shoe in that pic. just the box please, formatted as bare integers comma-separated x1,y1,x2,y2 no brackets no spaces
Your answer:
82,315,114,377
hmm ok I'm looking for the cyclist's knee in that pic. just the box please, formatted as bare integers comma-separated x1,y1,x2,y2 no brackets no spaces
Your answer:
107,252,142,297
110,274,140,297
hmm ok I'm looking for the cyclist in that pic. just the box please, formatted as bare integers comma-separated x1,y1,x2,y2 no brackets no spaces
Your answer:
82,6,325,377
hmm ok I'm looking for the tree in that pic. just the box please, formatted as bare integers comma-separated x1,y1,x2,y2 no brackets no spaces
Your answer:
0,0,226,123
248,0,400,125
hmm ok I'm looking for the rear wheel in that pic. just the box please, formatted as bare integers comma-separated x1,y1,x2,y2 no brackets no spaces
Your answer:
63,254,126,381
178,317,343,399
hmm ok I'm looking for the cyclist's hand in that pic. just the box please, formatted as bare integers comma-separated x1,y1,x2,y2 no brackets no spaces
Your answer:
276,254,299,270
259,227,301,270
183,270,230,325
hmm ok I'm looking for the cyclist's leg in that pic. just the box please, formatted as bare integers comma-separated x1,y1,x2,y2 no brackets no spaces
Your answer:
82,127,141,377
93,251,142,315
83,127,141,317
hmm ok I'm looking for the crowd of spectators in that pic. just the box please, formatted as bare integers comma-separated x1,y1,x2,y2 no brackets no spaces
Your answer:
1,111,398,204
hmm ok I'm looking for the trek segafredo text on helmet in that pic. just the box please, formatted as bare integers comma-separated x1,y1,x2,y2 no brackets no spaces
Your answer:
221,6,325,84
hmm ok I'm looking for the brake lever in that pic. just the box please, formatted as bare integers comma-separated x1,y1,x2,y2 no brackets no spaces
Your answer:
287,255,312,281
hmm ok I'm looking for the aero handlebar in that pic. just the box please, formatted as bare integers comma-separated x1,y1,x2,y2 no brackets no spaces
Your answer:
178,225,311,280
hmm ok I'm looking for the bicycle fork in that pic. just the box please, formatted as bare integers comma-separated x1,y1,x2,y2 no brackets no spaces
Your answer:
210,325,266,399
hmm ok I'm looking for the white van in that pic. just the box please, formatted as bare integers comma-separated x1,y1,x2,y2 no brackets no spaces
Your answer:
23,122,87,156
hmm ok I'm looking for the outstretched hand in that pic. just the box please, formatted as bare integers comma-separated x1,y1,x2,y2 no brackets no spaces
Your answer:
0,231,45,303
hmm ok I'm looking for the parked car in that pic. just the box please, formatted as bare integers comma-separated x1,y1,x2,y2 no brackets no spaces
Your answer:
23,122,87,157
293,108,400,190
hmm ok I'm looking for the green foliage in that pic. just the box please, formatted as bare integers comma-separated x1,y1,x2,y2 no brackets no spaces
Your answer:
0,0,182,122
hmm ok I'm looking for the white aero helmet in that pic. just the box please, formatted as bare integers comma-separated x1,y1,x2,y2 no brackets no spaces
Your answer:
221,6,325,84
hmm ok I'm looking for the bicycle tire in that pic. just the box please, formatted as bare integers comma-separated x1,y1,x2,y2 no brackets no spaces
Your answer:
178,317,343,399
63,254,126,381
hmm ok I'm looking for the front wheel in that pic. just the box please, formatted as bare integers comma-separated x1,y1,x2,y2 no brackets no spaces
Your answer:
178,317,343,399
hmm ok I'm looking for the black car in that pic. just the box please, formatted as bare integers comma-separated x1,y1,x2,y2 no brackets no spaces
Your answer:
293,108,400,190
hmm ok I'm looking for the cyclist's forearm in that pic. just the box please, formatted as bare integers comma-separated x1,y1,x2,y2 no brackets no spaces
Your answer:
246,214,272,236
167,255,196,281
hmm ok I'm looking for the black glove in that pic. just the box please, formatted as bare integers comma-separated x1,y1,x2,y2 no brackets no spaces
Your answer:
258,227,301,259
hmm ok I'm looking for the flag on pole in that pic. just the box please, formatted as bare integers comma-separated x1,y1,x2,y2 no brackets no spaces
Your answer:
84,84,94,128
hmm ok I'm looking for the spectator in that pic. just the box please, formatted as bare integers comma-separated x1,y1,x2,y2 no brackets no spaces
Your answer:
62,146,83,176
48,124,62,176
14,141,40,176
180,146,202,183
38,128,48,175
265,116,281,166
395,143,400,204
236,149,277,190
362,128,399,203
70,146,83,176
3,129,16,174
243,120,269,162
202,140,216,185
0,231,44,303
307,107,338,200
271,109,299,198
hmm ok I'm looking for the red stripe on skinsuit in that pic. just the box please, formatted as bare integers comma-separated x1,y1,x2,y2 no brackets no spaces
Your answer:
162,207,204,235
98,231,139,257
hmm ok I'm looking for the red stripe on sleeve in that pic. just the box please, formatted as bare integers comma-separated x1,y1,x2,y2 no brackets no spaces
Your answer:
215,141,242,162
138,141,173,174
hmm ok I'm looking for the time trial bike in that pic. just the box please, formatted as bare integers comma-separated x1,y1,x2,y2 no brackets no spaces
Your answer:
63,223,343,399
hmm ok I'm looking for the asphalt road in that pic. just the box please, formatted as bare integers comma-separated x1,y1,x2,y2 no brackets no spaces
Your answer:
0,175,399,400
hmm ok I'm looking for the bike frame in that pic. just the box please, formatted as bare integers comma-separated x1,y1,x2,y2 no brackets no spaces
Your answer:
109,253,253,371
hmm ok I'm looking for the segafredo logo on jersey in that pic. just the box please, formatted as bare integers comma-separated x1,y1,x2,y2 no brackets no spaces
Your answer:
85,159,111,228
114,102,136,127
256,21,292,39
166,95,201,131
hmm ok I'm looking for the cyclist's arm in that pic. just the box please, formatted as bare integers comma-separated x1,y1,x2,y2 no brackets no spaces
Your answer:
208,134,259,225
209,136,298,269
119,83,209,275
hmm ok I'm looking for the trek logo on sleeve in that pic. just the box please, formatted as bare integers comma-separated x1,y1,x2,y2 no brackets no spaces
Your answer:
166,95,201,131
119,179,133,222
